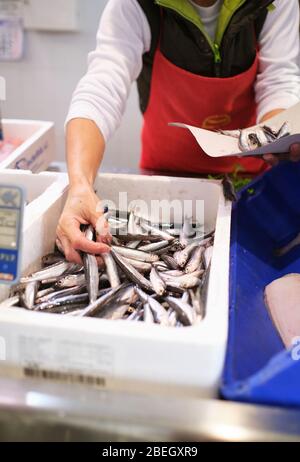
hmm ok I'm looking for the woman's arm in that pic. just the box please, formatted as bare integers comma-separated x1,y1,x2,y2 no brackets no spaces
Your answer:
58,0,151,262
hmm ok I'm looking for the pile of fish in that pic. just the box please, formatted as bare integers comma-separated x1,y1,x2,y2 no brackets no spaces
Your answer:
220,122,291,152
1,212,214,328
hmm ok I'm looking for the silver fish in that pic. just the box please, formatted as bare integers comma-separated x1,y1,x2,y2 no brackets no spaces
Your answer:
165,296,195,326
185,246,205,274
140,221,174,242
56,273,86,289
277,121,291,139
36,284,86,304
166,277,201,290
112,246,159,263
82,226,99,303
136,288,169,326
23,281,39,310
111,249,153,292
79,285,126,318
123,257,152,274
175,242,199,268
138,240,170,253
102,252,121,288
150,267,166,296
20,261,79,284
238,129,250,151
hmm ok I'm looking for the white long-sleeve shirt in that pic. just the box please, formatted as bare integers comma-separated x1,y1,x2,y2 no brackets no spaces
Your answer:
66,0,300,144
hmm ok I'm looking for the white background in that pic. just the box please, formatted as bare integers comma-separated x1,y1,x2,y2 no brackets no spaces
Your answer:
0,0,142,171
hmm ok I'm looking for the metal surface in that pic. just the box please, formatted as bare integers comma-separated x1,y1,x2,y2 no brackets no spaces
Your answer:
0,377,300,442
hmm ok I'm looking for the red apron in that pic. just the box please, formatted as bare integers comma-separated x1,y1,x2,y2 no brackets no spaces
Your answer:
141,26,267,175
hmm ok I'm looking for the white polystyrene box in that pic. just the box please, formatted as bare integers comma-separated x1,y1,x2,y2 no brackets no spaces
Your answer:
2,119,55,172
0,174,231,398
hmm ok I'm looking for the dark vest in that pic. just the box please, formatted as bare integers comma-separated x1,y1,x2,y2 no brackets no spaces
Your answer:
136,0,273,113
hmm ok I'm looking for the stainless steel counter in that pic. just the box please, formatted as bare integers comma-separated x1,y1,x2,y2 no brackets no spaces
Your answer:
0,377,300,442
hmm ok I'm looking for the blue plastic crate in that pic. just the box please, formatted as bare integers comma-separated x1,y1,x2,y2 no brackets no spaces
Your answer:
221,162,300,408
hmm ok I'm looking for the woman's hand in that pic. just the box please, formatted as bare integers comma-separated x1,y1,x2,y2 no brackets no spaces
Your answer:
56,184,111,265
260,108,300,166
263,143,300,166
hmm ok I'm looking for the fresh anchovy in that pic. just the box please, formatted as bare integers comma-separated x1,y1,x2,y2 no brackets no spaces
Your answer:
185,247,205,274
82,226,99,303
277,121,291,139
162,270,184,277
22,281,39,310
0,295,20,309
153,261,169,271
55,273,86,289
117,234,161,243
275,232,300,257
123,257,152,274
166,277,201,291
161,255,178,270
36,287,56,299
144,303,155,324
138,240,170,253
150,267,166,296
140,221,174,242
20,261,80,284
34,293,90,312
175,242,199,268
165,296,195,326
127,309,144,322
222,175,237,202
262,125,278,142
112,246,159,263
238,129,251,151
36,284,86,304
160,269,203,282
111,249,153,292
78,285,126,318
42,252,64,267
255,127,269,147
116,284,137,305
136,288,169,326
102,252,121,288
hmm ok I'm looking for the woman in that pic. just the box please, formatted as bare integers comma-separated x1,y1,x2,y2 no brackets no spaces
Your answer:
58,0,300,262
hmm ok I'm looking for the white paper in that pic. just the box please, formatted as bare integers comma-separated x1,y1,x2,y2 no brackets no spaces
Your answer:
170,101,300,158
0,16,24,61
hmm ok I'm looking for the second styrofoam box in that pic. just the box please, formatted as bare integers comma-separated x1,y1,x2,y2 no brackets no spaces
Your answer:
2,119,55,172
0,174,231,397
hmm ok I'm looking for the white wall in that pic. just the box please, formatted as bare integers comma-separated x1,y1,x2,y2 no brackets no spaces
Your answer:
1,0,142,171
